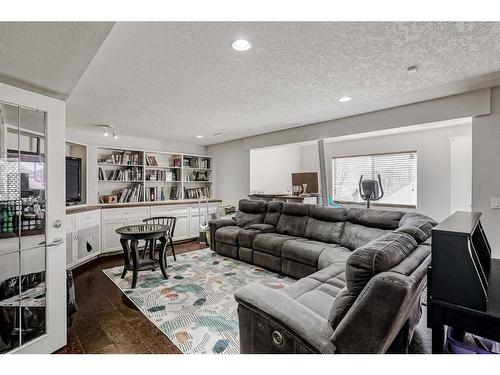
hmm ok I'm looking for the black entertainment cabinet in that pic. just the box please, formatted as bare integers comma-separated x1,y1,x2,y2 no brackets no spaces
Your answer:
428,211,500,353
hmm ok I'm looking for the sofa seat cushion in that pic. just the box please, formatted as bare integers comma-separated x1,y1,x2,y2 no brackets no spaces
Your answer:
396,212,437,243
282,263,347,319
317,246,351,269
339,222,391,251
214,225,241,246
282,239,337,267
253,233,298,257
238,225,275,248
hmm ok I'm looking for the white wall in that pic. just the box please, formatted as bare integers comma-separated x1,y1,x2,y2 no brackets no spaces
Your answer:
66,127,206,204
298,122,472,223
250,145,303,194
472,86,500,258
207,139,249,206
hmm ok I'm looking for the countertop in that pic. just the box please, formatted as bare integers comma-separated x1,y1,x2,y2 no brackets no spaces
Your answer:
66,199,223,214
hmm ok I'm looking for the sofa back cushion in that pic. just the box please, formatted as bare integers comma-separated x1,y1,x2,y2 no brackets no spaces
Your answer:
235,199,267,228
347,208,404,230
304,206,347,244
264,201,283,226
276,203,310,237
339,222,390,251
329,232,418,329
345,232,417,295
396,212,437,243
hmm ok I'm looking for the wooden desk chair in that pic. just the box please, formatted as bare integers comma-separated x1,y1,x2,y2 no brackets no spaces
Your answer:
142,216,177,261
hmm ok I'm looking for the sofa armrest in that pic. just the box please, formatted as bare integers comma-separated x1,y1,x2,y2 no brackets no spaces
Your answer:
331,271,420,353
235,284,336,353
208,218,237,250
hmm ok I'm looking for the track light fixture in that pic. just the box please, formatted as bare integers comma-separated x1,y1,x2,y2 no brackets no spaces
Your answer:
100,125,118,139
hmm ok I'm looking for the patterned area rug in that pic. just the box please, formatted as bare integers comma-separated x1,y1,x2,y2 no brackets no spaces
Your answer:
103,248,294,354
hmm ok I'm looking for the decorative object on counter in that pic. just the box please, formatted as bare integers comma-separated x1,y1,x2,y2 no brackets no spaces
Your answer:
292,172,319,194
299,183,310,197
292,185,302,196
101,195,118,204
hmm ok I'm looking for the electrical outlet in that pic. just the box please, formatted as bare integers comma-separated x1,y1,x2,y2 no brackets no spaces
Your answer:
491,198,500,209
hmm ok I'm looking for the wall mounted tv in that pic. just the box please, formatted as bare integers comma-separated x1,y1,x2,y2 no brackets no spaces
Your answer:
66,157,81,204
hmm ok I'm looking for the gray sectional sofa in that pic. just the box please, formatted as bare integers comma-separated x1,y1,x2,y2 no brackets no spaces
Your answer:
208,199,436,354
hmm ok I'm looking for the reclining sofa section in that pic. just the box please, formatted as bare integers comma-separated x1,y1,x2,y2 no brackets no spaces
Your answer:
208,199,437,354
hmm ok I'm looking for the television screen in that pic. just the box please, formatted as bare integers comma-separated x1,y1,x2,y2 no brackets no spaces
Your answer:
66,157,81,203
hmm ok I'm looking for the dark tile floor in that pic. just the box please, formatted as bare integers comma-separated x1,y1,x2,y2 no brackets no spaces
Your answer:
56,240,431,354
56,241,206,354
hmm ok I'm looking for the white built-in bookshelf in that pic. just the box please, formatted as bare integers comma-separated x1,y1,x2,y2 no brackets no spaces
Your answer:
97,147,213,204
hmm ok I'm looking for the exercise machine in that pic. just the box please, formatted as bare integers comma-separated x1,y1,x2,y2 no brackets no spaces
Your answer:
359,174,384,208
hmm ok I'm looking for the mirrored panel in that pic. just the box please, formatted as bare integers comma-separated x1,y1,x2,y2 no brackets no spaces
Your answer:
0,252,21,353
20,246,46,345
0,103,47,352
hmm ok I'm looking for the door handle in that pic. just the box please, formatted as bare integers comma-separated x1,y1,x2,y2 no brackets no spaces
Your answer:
38,237,64,247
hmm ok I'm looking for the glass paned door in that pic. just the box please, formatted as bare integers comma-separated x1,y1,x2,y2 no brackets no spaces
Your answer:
0,102,47,353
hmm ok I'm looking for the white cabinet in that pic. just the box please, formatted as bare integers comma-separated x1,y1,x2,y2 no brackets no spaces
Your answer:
66,209,101,268
101,206,151,252
67,201,221,261
151,204,190,241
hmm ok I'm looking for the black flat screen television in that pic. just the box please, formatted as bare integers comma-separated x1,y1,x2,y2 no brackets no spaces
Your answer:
66,157,81,204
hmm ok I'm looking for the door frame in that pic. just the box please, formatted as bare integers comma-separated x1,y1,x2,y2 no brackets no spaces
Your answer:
0,82,66,354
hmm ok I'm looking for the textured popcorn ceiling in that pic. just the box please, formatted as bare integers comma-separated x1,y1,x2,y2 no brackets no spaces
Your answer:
0,22,114,99
3,22,500,145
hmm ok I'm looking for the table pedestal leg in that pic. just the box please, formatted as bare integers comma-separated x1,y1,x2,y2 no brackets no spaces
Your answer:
120,238,130,279
130,239,139,288
158,236,169,280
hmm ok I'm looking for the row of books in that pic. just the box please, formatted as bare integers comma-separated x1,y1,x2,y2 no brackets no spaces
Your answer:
146,169,180,181
184,170,210,181
145,155,183,167
183,157,210,169
99,167,142,181
100,151,143,165
145,186,181,201
118,184,144,203
184,187,210,199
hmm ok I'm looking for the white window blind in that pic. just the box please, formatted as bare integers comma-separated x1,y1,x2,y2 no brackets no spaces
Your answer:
332,151,417,207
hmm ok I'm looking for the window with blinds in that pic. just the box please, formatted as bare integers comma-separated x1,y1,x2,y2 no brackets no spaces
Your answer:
332,151,417,207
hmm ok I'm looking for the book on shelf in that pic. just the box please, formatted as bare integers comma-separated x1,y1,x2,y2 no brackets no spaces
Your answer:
145,155,158,166
184,157,210,169
184,187,210,199
184,170,209,181
145,186,180,201
173,158,182,167
99,166,142,181
117,184,144,203
145,169,179,181
99,151,143,165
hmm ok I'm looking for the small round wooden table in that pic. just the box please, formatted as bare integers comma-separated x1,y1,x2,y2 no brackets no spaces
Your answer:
115,223,170,288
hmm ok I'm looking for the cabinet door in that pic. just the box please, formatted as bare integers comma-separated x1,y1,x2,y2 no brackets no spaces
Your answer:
77,225,100,261
102,219,127,252
173,214,190,241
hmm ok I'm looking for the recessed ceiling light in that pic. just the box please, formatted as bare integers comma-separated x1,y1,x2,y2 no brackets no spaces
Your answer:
214,132,224,137
337,96,352,103
196,135,204,139
232,39,251,51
